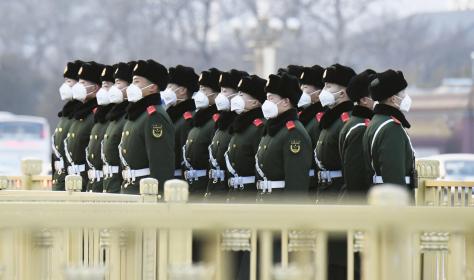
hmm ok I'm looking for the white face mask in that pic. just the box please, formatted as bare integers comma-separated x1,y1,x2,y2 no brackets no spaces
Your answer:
319,89,339,107
161,88,178,108
215,93,234,111
96,88,110,105
230,95,246,114
126,84,152,103
72,83,94,102
193,90,211,109
262,99,282,119
109,85,125,103
59,83,74,101
297,90,317,109
395,94,412,112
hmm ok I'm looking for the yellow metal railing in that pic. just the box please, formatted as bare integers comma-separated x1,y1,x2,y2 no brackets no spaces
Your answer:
0,159,473,280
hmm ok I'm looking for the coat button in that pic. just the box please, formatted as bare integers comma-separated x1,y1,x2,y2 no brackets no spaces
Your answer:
123,149,127,154
72,133,75,138
67,133,70,137
89,135,92,139
80,119,83,122
91,153,94,159
59,127,63,132
94,135,98,139
104,134,108,139
233,144,236,148
125,131,129,136
55,145,59,149
264,145,267,150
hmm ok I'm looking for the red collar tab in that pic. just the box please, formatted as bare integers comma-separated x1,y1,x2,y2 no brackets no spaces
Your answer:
147,105,157,116
92,107,98,114
253,118,263,127
340,112,350,122
183,111,193,120
316,112,324,122
213,113,220,122
391,116,401,125
364,119,370,127
286,120,296,130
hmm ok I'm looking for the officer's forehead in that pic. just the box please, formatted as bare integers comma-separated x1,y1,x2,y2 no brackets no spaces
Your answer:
133,75,148,83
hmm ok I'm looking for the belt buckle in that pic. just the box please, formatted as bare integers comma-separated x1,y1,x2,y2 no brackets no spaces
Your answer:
237,177,244,190
124,168,132,183
326,171,332,183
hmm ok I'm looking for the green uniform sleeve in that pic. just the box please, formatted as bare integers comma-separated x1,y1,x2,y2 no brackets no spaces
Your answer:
341,125,370,192
283,130,312,193
375,124,408,186
145,113,175,192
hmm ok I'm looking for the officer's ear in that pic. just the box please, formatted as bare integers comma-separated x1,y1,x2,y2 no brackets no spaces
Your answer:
150,84,159,94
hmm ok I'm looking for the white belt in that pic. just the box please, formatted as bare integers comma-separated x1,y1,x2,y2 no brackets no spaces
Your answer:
318,170,343,182
87,169,104,181
309,169,315,177
228,176,255,189
67,164,86,175
256,180,285,193
122,167,151,182
103,165,119,178
174,169,183,177
184,169,207,181
373,176,411,184
209,169,225,182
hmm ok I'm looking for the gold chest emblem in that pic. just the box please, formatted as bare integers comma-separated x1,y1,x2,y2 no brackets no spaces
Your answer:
290,140,301,154
152,124,163,138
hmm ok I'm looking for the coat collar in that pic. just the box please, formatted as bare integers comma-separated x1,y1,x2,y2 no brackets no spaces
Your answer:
216,110,237,131
231,108,263,133
351,105,374,120
106,101,129,121
94,104,114,123
73,98,97,120
319,101,354,129
193,104,218,127
166,99,196,123
265,108,298,137
126,94,162,121
299,102,324,126
374,103,411,128
58,100,82,118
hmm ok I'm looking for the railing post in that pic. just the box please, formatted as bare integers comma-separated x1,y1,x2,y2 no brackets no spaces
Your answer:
140,178,159,280
366,184,412,280
164,180,192,268
260,230,273,280
0,177,8,190
415,159,440,206
34,229,53,280
21,158,43,190
65,175,82,193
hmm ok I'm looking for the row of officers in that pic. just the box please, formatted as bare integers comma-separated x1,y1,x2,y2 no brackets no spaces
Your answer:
52,60,416,202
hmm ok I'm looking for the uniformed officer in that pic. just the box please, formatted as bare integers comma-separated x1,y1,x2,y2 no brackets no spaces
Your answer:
296,65,325,196
339,69,376,198
255,73,312,201
206,69,249,198
85,65,115,192
363,69,416,192
315,63,356,202
52,60,83,191
102,61,134,193
119,59,174,195
315,64,356,280
225,74,266,201
64,61,101,191
161,65,199,179
183,68,222,197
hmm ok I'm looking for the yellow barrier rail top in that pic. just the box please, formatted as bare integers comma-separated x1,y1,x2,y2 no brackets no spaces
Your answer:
423,180,474,187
